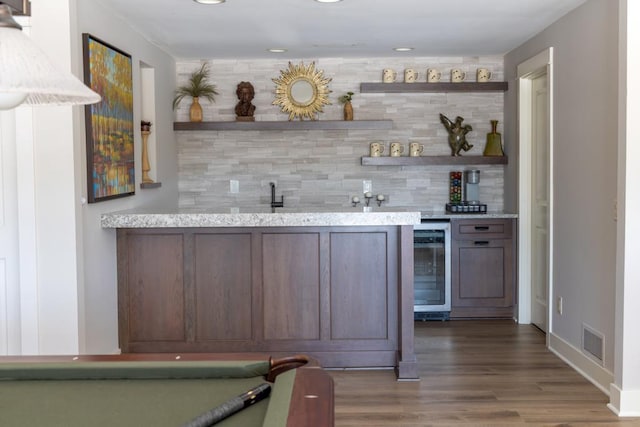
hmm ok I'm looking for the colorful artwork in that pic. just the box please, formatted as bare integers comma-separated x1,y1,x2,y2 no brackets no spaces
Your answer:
83,34,134,203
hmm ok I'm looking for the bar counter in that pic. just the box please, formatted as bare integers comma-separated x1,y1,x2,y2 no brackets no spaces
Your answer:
102,207,420,380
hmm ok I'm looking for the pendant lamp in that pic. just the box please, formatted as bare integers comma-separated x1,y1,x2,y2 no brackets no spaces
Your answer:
0,4,101,110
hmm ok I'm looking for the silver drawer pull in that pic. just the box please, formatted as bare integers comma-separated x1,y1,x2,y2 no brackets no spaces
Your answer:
474,226,490,231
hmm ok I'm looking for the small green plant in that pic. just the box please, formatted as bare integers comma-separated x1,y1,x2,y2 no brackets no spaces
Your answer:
338,91,354,104
172,63,219,110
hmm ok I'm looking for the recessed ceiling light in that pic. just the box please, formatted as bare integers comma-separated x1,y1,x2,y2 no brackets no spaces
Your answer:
193,0,225,4
267,48,287,53
315,0,343,3
393,47,414,52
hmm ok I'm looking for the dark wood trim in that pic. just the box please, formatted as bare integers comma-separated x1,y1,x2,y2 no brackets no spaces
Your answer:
140,182,161,189
116,229,129,352
360,82,508,93
450,306,515,318
0,353,281,363
288,367,335,427
397,225,418,380
3,0,29,15
173,120,393,131
362,155,508,166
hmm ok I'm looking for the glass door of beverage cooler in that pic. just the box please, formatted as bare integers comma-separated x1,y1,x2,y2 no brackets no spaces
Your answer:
414,222,451,319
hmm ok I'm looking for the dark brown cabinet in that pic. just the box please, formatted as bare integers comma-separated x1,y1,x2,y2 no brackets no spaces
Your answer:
116,225,417,379
450,218,516,318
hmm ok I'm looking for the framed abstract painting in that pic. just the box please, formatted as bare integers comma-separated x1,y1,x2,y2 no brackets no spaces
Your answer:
82,34,134,203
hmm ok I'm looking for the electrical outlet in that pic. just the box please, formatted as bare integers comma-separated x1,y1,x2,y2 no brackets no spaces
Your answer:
556,296,563,315
230,179,239,193
363,180,372,194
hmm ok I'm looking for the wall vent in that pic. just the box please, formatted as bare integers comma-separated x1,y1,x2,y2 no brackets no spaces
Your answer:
582,324,604,365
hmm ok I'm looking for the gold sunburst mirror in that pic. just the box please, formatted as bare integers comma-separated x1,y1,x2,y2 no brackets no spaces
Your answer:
272,61,332,121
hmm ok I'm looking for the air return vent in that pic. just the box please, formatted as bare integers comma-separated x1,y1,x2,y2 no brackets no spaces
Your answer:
582,324,604,365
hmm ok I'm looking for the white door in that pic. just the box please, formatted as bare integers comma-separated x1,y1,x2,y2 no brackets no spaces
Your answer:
530,74,550,332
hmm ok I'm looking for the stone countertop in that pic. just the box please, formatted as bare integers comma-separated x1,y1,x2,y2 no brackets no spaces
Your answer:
101,207,422,228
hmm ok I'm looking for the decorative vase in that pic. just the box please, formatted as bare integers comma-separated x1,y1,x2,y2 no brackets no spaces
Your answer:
483,120,504,156
189,97,203,122
343,101,354,121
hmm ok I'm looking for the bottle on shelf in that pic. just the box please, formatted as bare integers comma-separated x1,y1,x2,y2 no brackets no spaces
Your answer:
483,120,505,156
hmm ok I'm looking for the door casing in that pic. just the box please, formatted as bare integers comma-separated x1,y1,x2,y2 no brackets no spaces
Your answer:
517,48,554,342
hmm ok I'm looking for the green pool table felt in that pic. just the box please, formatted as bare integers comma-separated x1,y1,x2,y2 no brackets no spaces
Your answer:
0,360,294,427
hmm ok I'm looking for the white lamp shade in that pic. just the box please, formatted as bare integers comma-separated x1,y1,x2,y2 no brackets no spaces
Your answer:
0,26,101,109
0,92,27,109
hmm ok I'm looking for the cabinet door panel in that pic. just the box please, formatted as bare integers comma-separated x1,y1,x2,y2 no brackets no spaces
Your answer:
452,240,513,308
458,246,505,299
450,219,516,318
330,232,388,340
127,234,184,342
194,233,253,341
262,233,321,340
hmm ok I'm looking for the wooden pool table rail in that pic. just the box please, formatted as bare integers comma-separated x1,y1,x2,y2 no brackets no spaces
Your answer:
0,353,334,427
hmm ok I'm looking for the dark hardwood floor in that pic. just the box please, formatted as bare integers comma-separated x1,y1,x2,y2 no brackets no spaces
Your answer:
330,320,640,426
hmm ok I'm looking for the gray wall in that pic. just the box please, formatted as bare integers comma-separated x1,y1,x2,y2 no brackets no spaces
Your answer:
176,57,507,212
77,0,178,353
504,0,618,371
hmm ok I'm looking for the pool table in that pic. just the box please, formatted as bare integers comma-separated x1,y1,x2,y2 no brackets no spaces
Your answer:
0,353,333,427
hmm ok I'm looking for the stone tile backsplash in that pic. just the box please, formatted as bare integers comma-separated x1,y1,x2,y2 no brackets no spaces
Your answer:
176,56,505,212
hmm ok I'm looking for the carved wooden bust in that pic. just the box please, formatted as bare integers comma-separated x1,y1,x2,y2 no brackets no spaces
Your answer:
235,81,256,121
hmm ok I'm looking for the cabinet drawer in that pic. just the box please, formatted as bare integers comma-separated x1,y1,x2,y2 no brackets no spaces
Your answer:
452,218,513,240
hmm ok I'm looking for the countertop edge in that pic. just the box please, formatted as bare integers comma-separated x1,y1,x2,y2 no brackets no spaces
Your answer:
101,211,423,229
421,213,518,220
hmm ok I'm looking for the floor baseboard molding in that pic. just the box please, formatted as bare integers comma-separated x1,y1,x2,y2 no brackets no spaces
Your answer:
549,331,613,396
608,383,640,417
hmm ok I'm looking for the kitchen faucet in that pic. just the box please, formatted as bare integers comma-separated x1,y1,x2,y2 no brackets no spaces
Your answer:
270,182,284,210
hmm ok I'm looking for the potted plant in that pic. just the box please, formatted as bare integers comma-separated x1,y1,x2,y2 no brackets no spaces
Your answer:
338,91,354,121
172,63,218,122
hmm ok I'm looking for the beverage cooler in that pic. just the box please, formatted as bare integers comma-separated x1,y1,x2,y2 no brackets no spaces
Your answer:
414,221,451,320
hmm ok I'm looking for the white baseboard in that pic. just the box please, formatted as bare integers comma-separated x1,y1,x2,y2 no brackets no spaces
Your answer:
608,383,640,417
548,332,613,395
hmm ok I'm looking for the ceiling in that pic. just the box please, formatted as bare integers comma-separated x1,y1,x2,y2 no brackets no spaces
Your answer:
95,0,587,60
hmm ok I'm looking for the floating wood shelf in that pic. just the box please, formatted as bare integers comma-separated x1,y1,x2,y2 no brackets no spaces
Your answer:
361,156,508,166
173,120,393,131
360,82,508,93
140,182,162,189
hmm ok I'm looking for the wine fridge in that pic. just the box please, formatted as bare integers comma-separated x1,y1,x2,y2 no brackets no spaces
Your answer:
414,221,451,320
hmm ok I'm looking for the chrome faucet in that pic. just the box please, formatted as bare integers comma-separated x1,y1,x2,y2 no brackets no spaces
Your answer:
270,182,284,210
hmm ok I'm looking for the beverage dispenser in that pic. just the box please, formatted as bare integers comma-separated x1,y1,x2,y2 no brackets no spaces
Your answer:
445,169,487,214
464,169,480,205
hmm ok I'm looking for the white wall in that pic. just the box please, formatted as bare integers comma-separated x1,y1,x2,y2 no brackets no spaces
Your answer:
22,0,85,354
505,0,618,381
611,0,640,416
9,0,178,355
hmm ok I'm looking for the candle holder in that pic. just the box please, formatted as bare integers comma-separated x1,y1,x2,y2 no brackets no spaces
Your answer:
141,121,154,184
